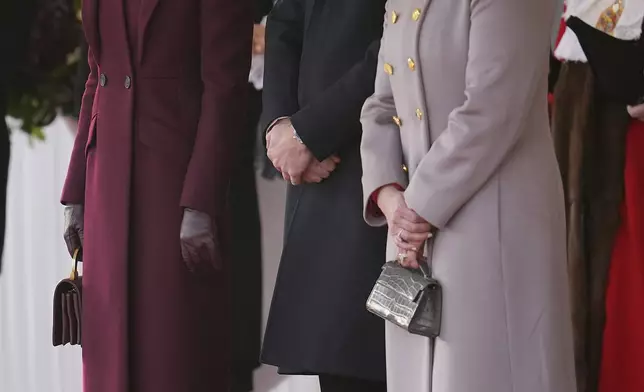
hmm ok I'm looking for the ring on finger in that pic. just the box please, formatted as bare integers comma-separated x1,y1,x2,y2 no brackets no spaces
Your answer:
396,229,408,243
397,252,407,263
396,229,405,241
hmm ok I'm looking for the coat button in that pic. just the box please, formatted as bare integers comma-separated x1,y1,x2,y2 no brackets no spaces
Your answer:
412,9,422,21
99,73,107,87
124,75,132,89
407,58,416,71
402,164,408,173
416,108,423,119
392,116,402,127
384,63,394,75
391,11,399,24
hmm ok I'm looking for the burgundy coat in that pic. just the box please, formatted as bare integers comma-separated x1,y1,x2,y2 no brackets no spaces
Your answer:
61,0,252,390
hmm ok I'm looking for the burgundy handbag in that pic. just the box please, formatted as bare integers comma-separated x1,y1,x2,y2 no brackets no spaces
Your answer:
53,249,83,346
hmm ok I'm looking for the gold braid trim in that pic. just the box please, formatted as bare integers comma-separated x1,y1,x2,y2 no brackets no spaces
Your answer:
596,0,625,34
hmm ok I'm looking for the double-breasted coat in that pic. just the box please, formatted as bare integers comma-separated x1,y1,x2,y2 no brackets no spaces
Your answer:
360,0,577,391
61,0,252,391
259,0,389,382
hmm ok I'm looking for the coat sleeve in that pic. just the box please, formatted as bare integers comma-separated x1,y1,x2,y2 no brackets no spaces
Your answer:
72,39,90,119
254,0,273,23
404,0,552,229
61,47,98,205
259,0,304,135
290,39,381,161
360,27,408,227
179,0,253,218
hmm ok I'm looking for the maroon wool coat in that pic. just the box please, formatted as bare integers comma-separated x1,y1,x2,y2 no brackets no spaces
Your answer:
61,0,252,390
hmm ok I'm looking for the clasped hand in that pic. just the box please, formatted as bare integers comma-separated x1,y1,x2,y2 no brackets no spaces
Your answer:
628,103,644,121
377,186,433,269
266,118,340,185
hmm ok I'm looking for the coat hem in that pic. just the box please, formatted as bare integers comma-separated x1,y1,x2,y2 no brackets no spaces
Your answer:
260,355,387,383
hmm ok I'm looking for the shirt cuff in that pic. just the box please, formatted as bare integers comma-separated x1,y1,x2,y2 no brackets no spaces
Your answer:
266,116,290,134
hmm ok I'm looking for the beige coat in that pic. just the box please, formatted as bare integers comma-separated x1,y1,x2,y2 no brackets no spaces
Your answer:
360,0,577,391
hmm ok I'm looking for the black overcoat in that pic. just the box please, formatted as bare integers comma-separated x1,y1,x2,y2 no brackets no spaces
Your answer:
229,2,274,391
260,0,388,382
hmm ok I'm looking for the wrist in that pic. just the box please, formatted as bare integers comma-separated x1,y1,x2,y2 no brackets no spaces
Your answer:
292,126,304,144
377,186,401,214
379,184,401,198
266,117,291,134
290,125,310,155
65,204,84,213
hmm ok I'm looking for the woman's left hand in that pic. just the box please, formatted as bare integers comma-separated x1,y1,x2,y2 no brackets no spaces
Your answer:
627,103,644,121
376,186,433,268
392,207,433,268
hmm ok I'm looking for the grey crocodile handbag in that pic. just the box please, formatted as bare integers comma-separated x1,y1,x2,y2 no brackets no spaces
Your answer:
366,256,442,338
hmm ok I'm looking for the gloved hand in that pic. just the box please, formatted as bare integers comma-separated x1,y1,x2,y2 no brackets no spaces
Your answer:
63,204,84,257
180,208,221,272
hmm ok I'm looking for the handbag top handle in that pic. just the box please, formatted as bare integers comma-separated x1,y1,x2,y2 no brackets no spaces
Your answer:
69,248,82,280
414,239,432,279
420,231,439,278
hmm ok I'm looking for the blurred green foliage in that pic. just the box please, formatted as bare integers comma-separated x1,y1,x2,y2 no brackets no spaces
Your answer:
6,0,83,139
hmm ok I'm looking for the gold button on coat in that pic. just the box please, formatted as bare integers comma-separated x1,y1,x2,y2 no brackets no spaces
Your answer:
407,58,416,71
384,63,394,75
416,108,423,119
412,9,422,21
392,116,402,127
391,11,399,24
402,164,408,173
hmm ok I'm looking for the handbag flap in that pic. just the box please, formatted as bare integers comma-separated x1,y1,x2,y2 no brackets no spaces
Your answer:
53,278,82,346
377,261,432,302
54,278,82,297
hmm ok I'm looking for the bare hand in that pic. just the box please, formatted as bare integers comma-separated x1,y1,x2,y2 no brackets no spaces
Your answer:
180,209,221,273
302,156,341,183
627,103,644,122
252,24,266,54
266,119,314,185
377,186,432,268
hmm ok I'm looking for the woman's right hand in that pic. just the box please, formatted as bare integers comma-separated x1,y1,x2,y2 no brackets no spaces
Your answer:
63,205,84,257
180,209,220,273
627,103,644,121
377,186,433,268
302,155,341,183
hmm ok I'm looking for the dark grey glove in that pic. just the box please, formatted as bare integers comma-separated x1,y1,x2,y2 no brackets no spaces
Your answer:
180,208,221,272
63,205,84,257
